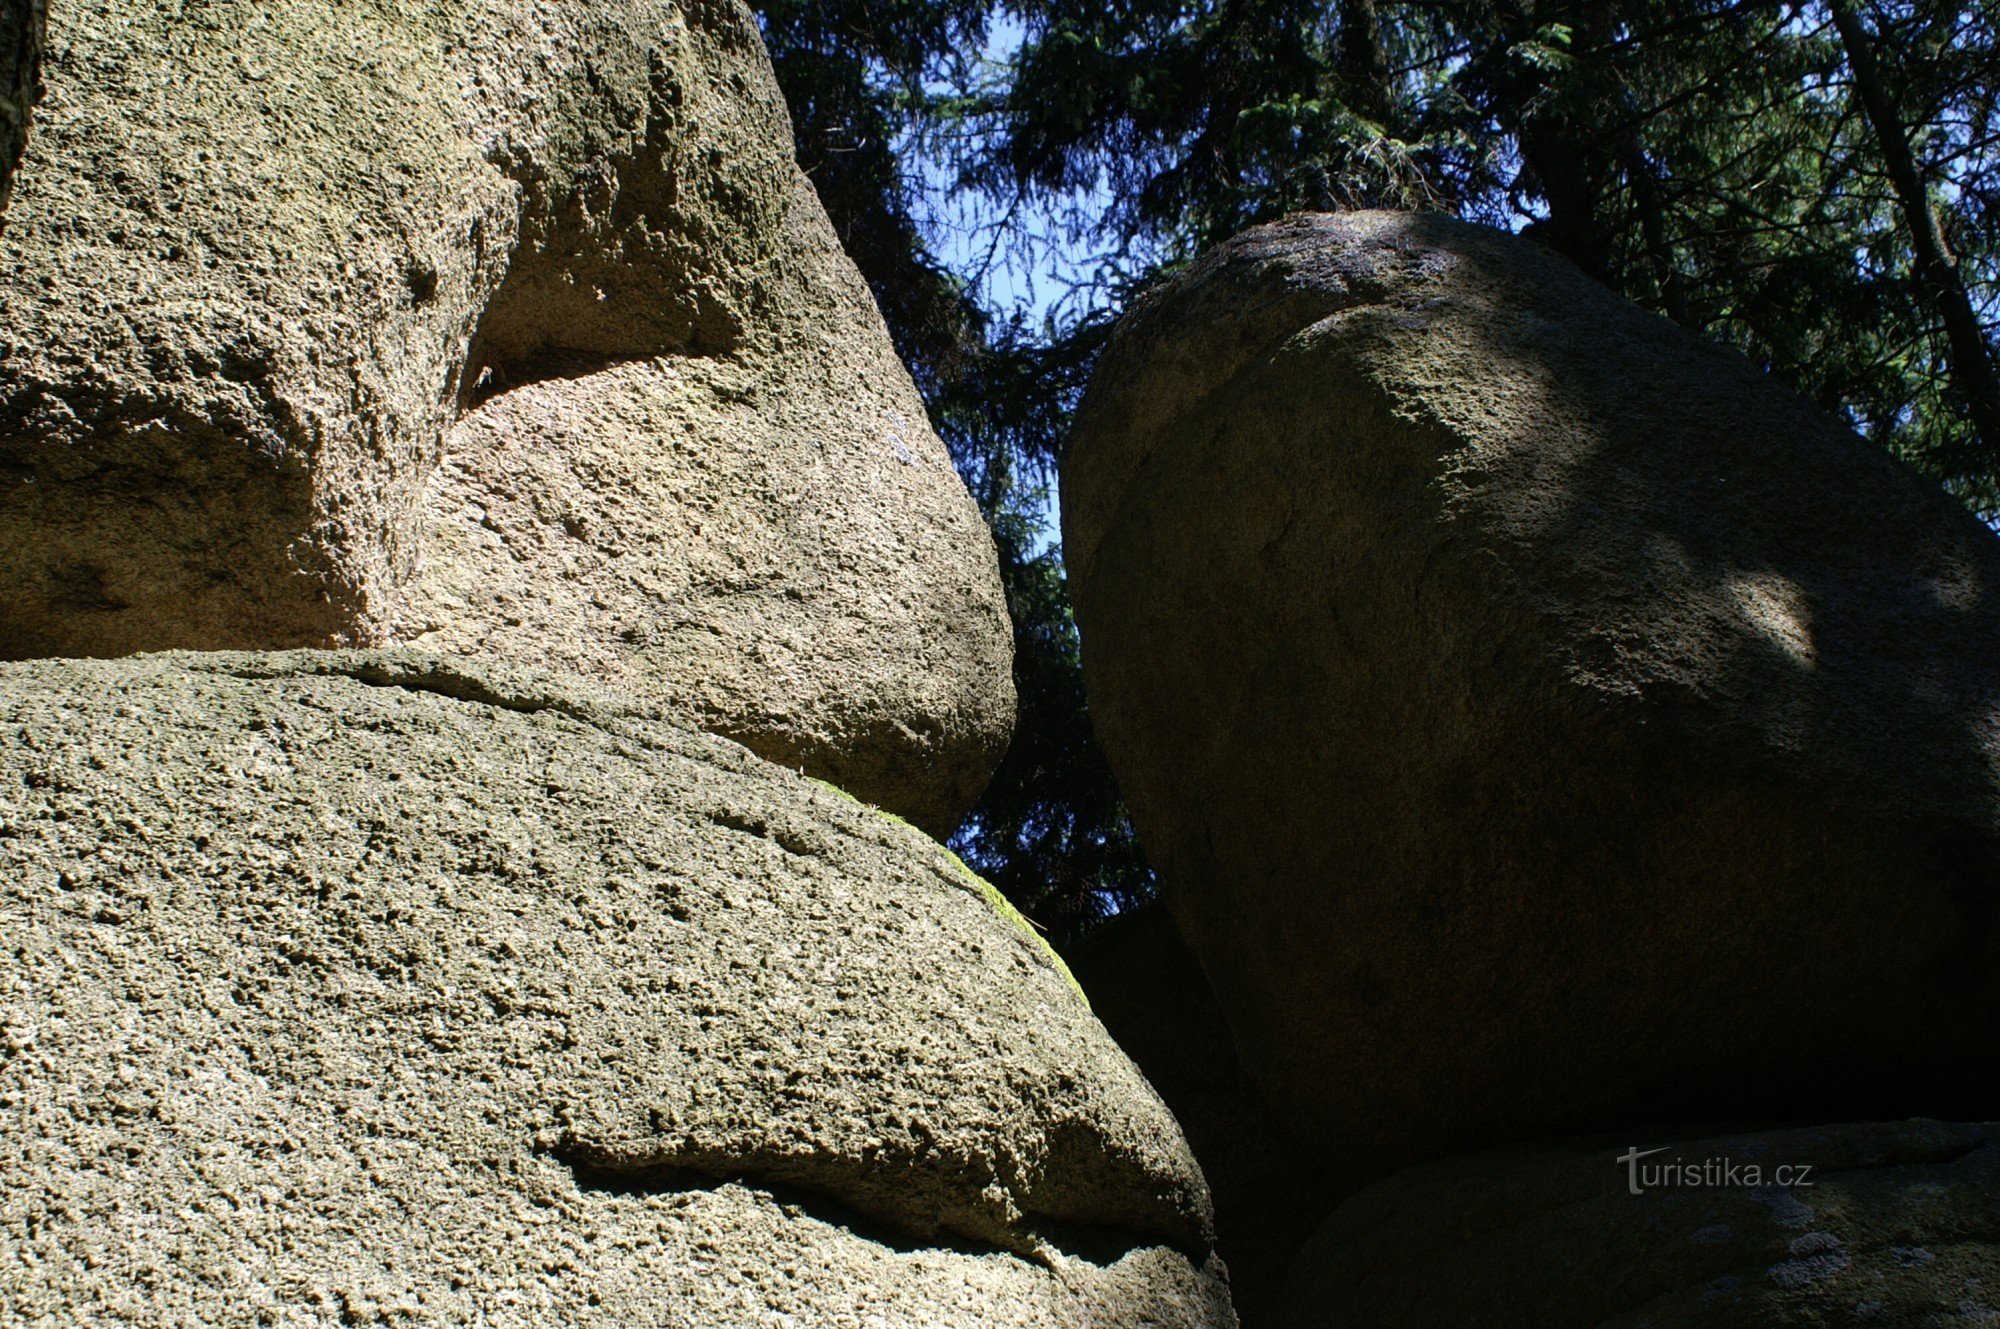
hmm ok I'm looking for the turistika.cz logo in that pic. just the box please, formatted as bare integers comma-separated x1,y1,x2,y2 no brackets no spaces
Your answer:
1618,1145,1817,1194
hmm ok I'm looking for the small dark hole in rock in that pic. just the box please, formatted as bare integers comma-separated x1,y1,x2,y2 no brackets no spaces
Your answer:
407,264,439,308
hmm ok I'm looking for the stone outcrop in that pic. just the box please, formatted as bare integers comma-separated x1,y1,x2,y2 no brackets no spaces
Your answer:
1063,210,2000,1180
398,170,1014,836
1282,1119,2000,1328
0,652,1232,1327
0,0,1012,833
1071,906,1329,1328
0,2,1240,1322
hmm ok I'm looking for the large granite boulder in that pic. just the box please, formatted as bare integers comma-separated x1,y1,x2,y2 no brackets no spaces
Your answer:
1064,210,2000,1178
397,171,1013,836
0,652,1232,1326
0,0,1012,834
1283,1119,2000,1327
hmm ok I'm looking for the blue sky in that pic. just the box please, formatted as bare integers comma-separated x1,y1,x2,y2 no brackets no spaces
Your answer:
891,14,1131,555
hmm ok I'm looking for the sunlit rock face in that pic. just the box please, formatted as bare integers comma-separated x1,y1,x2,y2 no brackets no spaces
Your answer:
1064,209,2000,1183
0,651,1232,1328
0,0,1012,834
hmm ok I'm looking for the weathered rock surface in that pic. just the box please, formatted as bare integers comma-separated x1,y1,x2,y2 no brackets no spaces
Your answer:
1064,210,2000,1178
1282,1119,2000,1328
0,0,40,217
1071,906,1330,1328
0,0,1012,833
400,172,1014,836
0,651,1229,1326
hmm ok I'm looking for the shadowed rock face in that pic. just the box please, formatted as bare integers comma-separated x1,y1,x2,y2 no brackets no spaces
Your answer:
0,0,40,218
0,0,1012,834
1064,210,2000,1182
1283,1119,2000,1328
1070,906,1330,1328
0,652,1231,1327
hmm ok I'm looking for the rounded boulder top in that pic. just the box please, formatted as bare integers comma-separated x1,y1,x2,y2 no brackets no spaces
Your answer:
1065,208,2000,1181
0,650,1229,1326
0,0,1013,834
